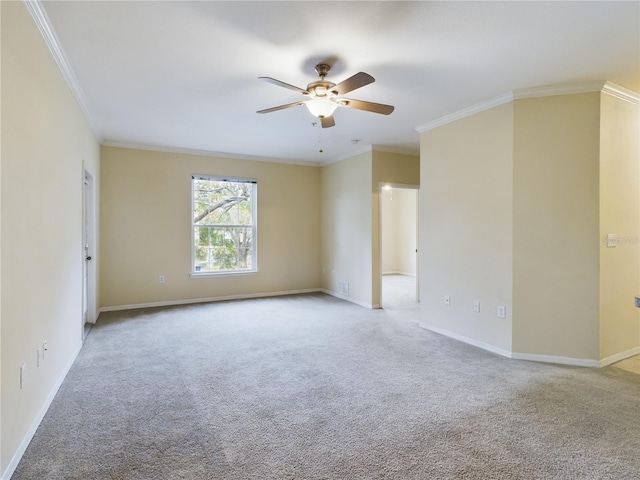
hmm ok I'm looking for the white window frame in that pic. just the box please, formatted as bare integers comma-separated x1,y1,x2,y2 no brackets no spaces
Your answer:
191,175,258,277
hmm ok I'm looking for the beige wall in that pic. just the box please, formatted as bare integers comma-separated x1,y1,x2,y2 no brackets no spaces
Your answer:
420,103,514,353
320,150,418,308
599,93,640,360
419,89,637,363
320,152,373,306
395,189,418,276
512,93,601,360
1,2,100,474
0,1,3,464
381,191,397,274
100,146,321,308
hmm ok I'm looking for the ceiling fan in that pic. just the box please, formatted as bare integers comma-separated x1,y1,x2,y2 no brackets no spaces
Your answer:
257,63,394,128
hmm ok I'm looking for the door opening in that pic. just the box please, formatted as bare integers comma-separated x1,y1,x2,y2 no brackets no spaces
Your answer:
379,185,419,309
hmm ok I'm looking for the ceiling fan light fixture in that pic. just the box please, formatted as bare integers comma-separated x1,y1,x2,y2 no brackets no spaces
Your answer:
305,98,338,118
258,63,394,128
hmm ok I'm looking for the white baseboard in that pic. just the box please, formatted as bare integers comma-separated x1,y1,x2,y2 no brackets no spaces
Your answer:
419,323,605,368
382,271,416,277
99,288,322,313
1,342,83,480
320,289,375,309
511,352,600,368
419,323,513,359
599,345,640,368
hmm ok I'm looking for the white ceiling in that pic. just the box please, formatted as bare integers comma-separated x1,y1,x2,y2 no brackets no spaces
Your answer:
39,1,640,166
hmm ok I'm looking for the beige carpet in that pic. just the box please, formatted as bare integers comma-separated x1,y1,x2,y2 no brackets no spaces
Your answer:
12,293,640,479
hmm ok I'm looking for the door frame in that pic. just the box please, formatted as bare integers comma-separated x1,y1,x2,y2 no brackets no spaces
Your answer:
82,168,97,329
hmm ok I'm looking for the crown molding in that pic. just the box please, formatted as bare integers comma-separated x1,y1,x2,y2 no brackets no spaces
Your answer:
320,144,373,166
416,81,640,133
317,143,420,167
602,81,640,106
513,81,606,100
415,92,514,133
102,141,418,168
100,141,323,167
24,0,102,141
371,144,420,157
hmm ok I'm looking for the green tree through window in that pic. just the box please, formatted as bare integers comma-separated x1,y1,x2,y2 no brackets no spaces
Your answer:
192,176,256,273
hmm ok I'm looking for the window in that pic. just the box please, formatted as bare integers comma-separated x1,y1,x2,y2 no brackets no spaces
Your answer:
192,176,257,275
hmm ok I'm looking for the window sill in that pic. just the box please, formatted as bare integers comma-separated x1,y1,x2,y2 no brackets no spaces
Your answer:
190,270,258,279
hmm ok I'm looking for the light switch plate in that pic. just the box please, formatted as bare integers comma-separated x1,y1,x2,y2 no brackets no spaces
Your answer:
20,364,27,389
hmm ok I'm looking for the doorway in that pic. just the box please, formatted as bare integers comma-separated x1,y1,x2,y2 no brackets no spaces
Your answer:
82,169,96,337
380,185,419,309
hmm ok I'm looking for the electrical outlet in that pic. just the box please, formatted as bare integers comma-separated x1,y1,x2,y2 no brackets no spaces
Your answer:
497,305,507,319
159,275,165,283
635,296,640,308
473,301,481,313
444,295,451,306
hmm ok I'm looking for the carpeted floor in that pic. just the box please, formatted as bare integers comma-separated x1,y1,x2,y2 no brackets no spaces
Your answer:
381,274,418,311
12,293,640,479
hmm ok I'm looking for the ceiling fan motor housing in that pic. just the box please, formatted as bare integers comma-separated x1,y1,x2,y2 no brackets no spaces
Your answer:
307,80,337,98
308,63,337,97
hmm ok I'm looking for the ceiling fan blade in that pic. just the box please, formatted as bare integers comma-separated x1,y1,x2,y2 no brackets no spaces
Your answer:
332,72,375,95
340,98,394,115
257,101,305,114
259,77,309,95
320,116,335,128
